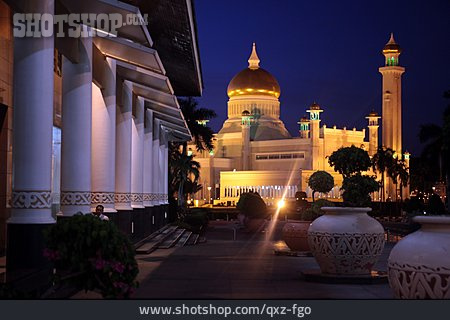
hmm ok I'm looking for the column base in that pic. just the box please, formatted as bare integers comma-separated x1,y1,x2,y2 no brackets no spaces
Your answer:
104,211,132,237
115,204,133,211
6,223,54,281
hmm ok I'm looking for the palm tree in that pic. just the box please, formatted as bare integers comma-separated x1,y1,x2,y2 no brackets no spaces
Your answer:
167,97,216,213
178,97,217,153
387,158,409,201
372,147,395,201
419,123,444,181
184,180,203,203
169,148,200,207
419,90,450,209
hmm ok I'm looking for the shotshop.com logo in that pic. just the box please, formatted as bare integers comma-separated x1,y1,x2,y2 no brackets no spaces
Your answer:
13,13,148,38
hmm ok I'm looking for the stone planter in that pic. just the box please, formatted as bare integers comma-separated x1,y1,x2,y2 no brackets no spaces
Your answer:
282,220,311,252
388,216,450,299
308,207,385,275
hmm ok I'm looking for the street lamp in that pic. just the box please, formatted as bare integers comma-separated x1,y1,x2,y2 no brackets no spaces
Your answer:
207,186,212,204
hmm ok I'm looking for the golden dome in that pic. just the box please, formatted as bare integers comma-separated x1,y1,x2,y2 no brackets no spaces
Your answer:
227,43,281,99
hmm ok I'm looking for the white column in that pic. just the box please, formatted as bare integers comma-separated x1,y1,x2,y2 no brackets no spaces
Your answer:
152,119,161,206
9,0,55,225
60,29,92,215
163,133,169,204
131,96,144,208
143,108,153,207
91,57,116,212
115,80,133,210
159,128,166,205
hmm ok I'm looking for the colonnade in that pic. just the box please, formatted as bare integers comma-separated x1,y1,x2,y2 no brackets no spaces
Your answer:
7,0,183,274
222,185,299,199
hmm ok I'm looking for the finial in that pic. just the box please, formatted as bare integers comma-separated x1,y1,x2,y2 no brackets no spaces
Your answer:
388,33,396,44
248,42,260,69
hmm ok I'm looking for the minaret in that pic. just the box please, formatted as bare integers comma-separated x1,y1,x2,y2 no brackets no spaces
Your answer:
306,102,323,170
379,33,405,200
298,116,310,139
241,110,252,170
379,33,404,157
366,110,380,157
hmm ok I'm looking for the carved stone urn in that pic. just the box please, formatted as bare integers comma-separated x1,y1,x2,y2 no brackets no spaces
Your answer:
282,220,311,252
388,216,450,299
307,207,385,275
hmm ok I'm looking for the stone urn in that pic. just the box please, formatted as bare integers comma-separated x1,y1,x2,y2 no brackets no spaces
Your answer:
282,220,311,252
307,207,385,275
388,216,450,299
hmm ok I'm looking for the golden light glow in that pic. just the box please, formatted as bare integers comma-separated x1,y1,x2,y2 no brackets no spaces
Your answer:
228,88,280,98
277,199,285,209
382,49,400,54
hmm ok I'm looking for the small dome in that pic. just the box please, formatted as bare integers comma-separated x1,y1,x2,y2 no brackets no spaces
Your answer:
309,102,321,110
299,116,309,122
227,43,280,99
242,110,251,116
382,33,402,54
367,110,379,117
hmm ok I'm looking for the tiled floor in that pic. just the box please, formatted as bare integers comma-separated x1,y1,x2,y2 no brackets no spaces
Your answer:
126,221,394,299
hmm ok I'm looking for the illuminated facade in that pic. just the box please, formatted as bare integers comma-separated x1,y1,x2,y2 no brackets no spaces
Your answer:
190,38,408,205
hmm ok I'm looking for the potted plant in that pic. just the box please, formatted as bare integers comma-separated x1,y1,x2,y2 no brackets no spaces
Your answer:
281,171,334,253
307,146,384,275
236,191,268,232
388,195,450,299
44,214,139,299
282,199,334,252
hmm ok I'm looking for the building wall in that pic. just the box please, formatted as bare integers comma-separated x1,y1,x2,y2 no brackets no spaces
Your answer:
190,122,368,204
0,0,13,255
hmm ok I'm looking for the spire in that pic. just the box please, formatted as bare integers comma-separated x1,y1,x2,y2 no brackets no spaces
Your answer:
248,42,260,69
387,32,396,45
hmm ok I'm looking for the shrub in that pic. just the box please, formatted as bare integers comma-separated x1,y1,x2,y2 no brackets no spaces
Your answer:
44,214,139,299
183,211,209,234
308,171,334,201
403,196,424,214
427,194,446,214
295,191,307,200
311,199,335,212
236,192,267,219
301,199,335,221
341,174,379,207
328,146,379,207
300,208,319,221
328,145,372,178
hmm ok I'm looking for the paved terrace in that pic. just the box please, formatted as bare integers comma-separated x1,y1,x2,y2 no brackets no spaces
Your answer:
103,220,394,299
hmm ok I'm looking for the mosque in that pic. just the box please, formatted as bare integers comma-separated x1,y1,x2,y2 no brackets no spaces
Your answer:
189,35,409,205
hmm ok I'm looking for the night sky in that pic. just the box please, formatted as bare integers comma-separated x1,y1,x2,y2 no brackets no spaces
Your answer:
194,0,450,155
